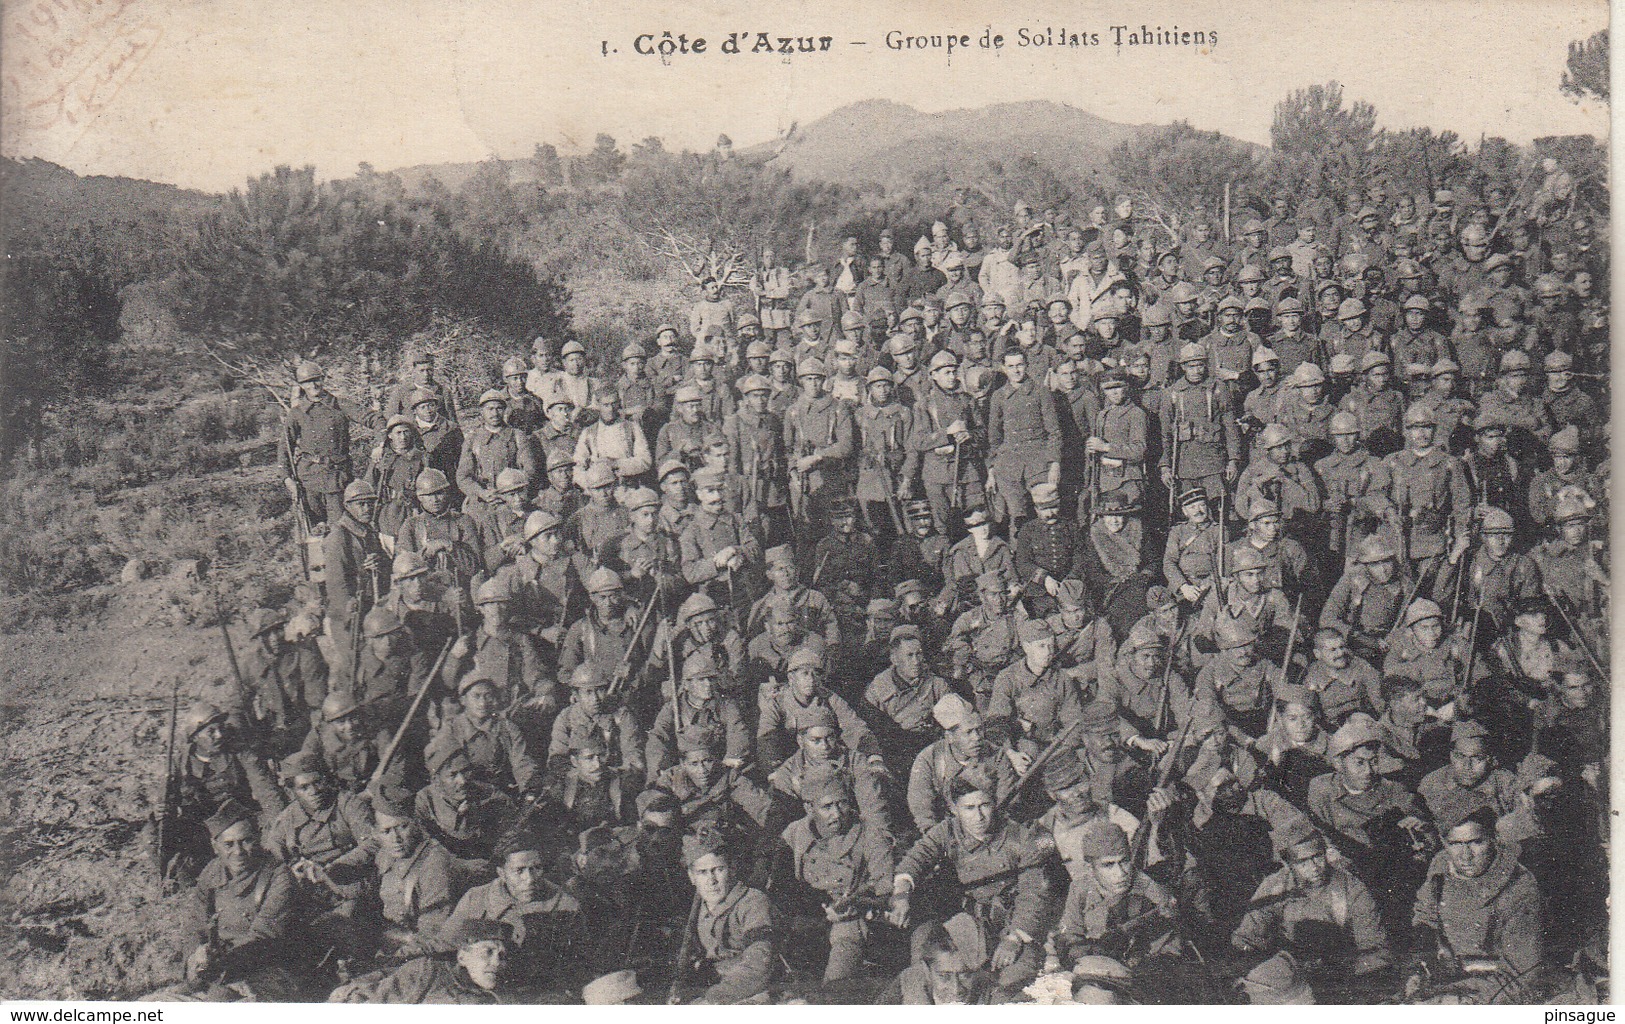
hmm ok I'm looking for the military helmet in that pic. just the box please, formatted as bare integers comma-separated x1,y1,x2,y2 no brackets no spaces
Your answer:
414,468,452,496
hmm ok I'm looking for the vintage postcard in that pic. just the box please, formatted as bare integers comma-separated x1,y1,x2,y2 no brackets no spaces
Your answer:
0,0,1611,1008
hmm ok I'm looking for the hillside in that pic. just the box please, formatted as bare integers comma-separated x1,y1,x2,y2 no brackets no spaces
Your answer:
0,158,215,240
379,100,1253,194
742,99,1166,187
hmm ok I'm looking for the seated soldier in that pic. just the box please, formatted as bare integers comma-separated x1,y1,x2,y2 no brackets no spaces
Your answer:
1406,807,1543,1003
1050,820,1178,970
874,913,996,1004
863,624,956,767
1196,617,1281,741
176,803,305,1001
646,652,752,783
1256,683,1332,808
1232,820,1392,984
435,833,582,984
327,794,471,957
679,829,780,1004
1382,598,1484,742
545,734,636,833
649,724,774,846
945,569,1028,710
906,694,1018,835
299,691,396,797
1189,767,1309,941
330,919,522,1004
1306,714,1432,924
749,544,840,648
547,663,644,780
767,704,893,833
986,618,1086,755
890,772,1051,994
167,702,284,882
775,771,896,982
1416,720,1517,840
757,645,879,770
1301,627,1383,729
263,751,377,960
423,670,543,799
414,745,516,863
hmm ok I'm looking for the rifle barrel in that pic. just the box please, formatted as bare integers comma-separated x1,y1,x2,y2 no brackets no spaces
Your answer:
369,638,454,792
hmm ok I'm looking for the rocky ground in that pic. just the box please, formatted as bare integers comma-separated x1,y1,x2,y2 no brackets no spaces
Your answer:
1,583,231,999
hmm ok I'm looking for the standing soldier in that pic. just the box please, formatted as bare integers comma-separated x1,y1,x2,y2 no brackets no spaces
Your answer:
397,469,486,589
285,360,355,528
911,350,983,538
1315,410,1394,564
500,356,546,434
855,367,916,541
722,374,788,541
1087,371,1149,510
986,349,1062,532
680,466,763,620
1160,343,1240,513
1384,404,1472,596
784,358,856,534
322,479,387,646
457,389,544,511
1163,487,1223,608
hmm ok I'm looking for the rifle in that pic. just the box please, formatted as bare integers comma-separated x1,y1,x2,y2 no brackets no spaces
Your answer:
1542,582,1607,679
154,678,183,887
1274,593,1304,693
950,439,965,513
215,601,253,719
607,587,662,698
368,638,453,793
1129,686,1203,871
348,594,366,699
667,626,684,734
996,718,1083,813
1153,619,1189,737
283,419,311,581
668,888,704,1004
1458,591,1485,695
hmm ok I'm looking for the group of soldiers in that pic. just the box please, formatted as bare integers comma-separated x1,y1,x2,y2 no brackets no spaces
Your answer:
150,169,1610,1005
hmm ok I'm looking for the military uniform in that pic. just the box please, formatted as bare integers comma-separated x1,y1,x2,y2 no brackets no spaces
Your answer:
679,508,763,612
424,712,542,796
1412,846,1542,991
911,383,985,535
906,738,1017,834
1302,657,1383,727
190,856,302,988
286,393,355,525
1383,444,1470,566
986,378,1062,520
1053,870,1178,968
779,815,895,980
946,604,1028,707
784,390,856,516
1232,862,1390,968
986,660,1085,748
1160,376,1239,498
895,818,1050,987
1163,517,1222,598
457,427,543,506
692,883,778,1004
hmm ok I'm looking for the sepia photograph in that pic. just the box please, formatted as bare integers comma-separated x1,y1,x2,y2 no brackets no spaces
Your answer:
0,0,1613,1007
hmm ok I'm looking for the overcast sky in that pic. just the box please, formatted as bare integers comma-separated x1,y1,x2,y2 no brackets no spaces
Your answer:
1,0,1609,193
